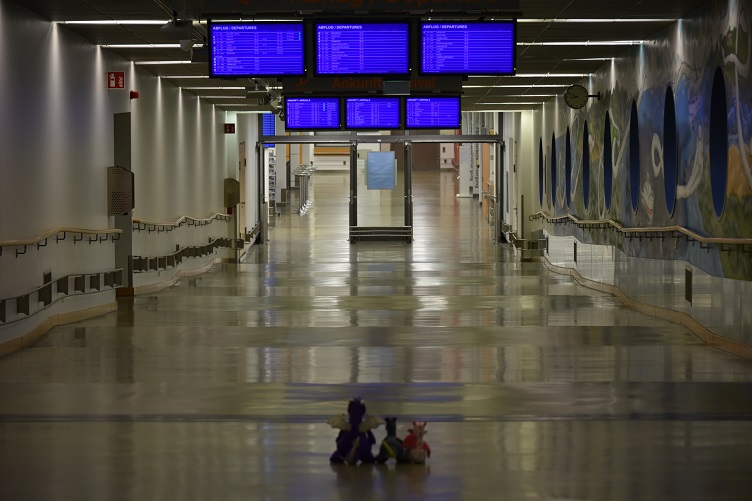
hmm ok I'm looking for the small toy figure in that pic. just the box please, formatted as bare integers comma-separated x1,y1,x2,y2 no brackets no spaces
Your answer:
375,417,408,464
327,397,384,465
402,421,431,464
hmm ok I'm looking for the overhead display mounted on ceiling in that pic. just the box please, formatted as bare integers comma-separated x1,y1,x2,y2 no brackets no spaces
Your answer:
420,21,516,75
405,96,461,129
209,22,305,77
345,97,402,130
315,22,410,76
284,97,341,131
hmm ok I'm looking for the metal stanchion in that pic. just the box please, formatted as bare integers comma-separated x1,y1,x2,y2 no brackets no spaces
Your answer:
295,164,315,215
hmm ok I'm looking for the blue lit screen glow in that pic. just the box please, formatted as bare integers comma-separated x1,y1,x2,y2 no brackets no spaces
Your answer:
316,23,409,75
421,22,515,75
405,97,461,129
345,97,401,129
285,97,341,130
210,23,304,77
262,113,276,147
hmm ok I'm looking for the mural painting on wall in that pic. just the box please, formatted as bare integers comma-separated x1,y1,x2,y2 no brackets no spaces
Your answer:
548,0,752,280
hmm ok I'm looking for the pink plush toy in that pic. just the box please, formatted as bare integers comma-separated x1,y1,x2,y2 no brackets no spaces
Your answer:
402,421,431,463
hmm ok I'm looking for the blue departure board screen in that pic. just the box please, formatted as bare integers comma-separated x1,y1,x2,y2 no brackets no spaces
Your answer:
285,97,341,130
421,22,516,75
315,23,409,75
210,23,304,77
262,113,276,147
345,97,401,129
405,97,461,129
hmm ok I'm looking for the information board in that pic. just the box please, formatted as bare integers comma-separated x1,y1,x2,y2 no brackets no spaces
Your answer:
421,22,516,75
316,23,409,75
285,97,341,130
345,97,401,129
262,113,276,147
210,23,304,77
405,97,461,129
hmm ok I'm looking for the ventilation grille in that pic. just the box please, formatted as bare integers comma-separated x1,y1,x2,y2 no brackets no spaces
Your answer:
107,166,133,215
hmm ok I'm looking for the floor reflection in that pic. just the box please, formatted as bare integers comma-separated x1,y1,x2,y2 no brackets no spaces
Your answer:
1,170,751,499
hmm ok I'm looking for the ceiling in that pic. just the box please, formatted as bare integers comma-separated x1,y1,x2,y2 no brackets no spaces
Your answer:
9,0,711,112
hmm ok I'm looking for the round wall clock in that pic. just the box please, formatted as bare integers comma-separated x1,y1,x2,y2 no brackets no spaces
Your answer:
564,84,593,109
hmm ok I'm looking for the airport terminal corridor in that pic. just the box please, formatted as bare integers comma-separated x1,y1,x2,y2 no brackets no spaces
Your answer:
1,169,752,500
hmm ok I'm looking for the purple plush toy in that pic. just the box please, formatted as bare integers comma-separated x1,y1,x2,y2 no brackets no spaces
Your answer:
327,397,384,465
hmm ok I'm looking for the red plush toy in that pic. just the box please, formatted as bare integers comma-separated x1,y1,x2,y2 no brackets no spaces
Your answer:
402,421,431,464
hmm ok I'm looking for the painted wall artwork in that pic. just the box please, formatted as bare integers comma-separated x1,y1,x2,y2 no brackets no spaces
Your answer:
540,0,752,280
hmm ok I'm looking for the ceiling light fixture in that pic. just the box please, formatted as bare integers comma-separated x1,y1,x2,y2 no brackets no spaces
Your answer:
134,61,193,65
101,43,199,48
518,18,676,23
518,40,646,46
60,20,168,25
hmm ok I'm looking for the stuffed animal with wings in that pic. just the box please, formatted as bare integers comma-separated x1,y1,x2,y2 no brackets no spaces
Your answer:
375,417,408,464
327,397,384,465
402,421,431,464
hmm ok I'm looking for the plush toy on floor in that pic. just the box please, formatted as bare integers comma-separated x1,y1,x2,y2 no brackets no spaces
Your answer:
402,421,431,463
375,417,408,464
327,397,384,465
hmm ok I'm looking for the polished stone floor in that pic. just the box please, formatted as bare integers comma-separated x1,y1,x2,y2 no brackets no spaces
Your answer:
1,169,752,500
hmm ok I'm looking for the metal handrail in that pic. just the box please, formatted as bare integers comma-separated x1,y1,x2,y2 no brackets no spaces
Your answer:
529,211,752,246
0,227,122,248
132,212,232,231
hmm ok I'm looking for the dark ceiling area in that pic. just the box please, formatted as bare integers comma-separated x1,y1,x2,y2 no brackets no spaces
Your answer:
9,0,711,112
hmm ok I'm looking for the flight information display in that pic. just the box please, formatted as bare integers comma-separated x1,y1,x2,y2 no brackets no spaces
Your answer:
285,97,341,130
345,97,401,129
405,97,461,129
262,113,276,147
316,23,409,75
421,22,516,75
210,23,304,77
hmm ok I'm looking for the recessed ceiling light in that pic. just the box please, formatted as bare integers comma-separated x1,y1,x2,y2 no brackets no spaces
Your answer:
519,40,646,46
60,20,168,25
462,84,569,88
101,44,199,48
184,87,246,90
518,18,675,23
134,61,193,65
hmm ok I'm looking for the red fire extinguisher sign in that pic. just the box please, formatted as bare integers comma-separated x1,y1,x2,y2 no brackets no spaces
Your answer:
107,72,125,89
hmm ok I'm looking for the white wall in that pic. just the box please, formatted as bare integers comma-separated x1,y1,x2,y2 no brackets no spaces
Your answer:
0,2,231,345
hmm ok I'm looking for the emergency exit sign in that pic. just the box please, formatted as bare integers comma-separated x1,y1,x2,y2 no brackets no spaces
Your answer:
107,72,125,89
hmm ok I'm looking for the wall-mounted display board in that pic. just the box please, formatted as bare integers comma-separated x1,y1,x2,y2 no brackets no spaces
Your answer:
315,22,410,76
405,96,461,129
285,97,341,130
420,21,516,75
345,97,401,129
209,22,305,77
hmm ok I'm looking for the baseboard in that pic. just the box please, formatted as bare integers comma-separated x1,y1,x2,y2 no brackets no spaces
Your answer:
543,258,752,360
0,302,117,358
127,258,219,296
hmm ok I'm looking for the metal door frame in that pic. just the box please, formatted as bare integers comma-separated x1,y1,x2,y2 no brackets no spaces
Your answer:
258,133,506,243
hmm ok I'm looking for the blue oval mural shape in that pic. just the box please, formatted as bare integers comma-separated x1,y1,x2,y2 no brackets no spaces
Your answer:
539,138,544,206
551,132,557,208
709,67,728,218
604,112,613,211
583,121,590,210
629,101,640,213
565,127,572,208
664,87,678,216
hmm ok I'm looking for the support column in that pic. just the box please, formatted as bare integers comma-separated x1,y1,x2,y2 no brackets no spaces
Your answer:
257,142,268,244
496,141,507,243
404,140,413,232
349,141,358,230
